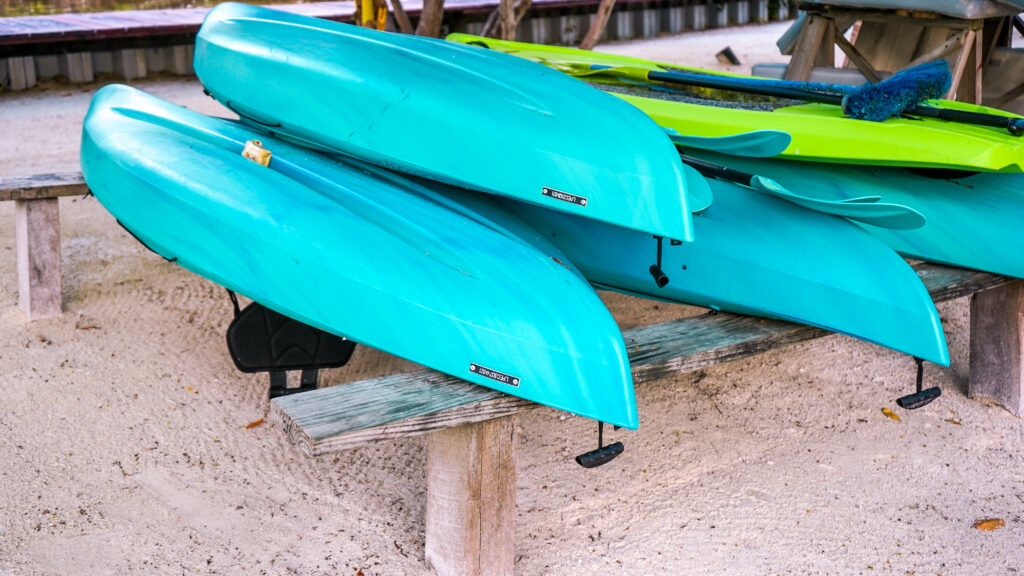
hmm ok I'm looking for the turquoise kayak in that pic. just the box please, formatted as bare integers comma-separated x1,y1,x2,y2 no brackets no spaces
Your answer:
462,181,951,366
80,84,638,429
686,150,1024,280
194,2,698,241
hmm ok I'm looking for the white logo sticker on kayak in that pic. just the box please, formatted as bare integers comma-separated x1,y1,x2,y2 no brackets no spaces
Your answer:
469,363,520,387
543,187,588,207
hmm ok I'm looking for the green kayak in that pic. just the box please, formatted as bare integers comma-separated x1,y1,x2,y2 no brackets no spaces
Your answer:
446,34,1024,173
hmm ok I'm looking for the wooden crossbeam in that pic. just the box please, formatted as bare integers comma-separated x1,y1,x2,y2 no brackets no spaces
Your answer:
833,28,882,82
271,263,1014,457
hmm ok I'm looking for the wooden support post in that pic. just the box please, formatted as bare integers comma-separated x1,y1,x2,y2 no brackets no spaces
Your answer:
4,56,37,91
425,416,517,576
145,47,167,73
113,49,147,80
959,27,984,105
60,52,94,83
947,29,977,102
15,198,62,319
165,46,193,75
784,13,830,81
35,55,59,80
969,281,1024,416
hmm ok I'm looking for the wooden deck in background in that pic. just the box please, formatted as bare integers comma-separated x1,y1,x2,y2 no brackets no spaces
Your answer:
0,0,656,52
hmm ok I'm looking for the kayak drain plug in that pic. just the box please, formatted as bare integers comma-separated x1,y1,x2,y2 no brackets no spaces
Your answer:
650,236,669,288
896,357,941,410
576,422,624,468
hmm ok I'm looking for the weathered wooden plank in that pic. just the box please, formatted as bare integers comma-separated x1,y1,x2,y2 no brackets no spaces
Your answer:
15,198,62,319
425,417,517,576
969,281,1024,416
0,173,88,201
916,263,1014,302
628,313,827,384
814,6,979,30
271,371,531,456
272,262,1016,455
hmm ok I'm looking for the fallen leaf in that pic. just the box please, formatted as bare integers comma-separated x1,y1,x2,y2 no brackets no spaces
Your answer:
245,419,264,429
974,518,1005,531
356,570,365,576
945,418,962,426
882,407,901,422
75,316,100,330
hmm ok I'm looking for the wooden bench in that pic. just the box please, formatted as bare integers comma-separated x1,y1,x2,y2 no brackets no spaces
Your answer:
0,173,88,318
271,263,1023,576
781,3,1021,104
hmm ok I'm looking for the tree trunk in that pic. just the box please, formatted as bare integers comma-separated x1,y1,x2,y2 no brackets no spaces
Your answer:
416,0,445,37
391,0,414,34
580,0,616,50
499,0,516,40
484,0,531,40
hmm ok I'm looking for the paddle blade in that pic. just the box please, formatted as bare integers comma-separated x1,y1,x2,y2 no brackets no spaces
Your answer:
749,175,926,230
682,161,714,212
665,128,792,158
842,60,952,122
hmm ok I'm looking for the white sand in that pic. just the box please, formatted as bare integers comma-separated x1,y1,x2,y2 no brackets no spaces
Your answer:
3,20,1024,575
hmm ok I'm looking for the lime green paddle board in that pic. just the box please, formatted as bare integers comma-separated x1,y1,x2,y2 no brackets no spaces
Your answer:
446,34,1024,173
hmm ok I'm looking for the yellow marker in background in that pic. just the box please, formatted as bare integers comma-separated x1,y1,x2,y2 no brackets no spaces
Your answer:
361,0,376,27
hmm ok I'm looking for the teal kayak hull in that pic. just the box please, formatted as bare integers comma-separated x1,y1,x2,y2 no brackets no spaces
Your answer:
80,85,638,429
689,151,1024,281
473,179,950,366
194,2,696,241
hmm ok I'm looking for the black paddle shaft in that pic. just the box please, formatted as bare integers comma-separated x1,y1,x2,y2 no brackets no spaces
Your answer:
677,153,756,188
644,69,1024,136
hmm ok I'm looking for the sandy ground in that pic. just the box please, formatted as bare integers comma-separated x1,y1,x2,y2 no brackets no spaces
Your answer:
3,20,1024,576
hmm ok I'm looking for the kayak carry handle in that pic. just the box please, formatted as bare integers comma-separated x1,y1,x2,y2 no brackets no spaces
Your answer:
576,422,624,468
649,236,670,288
896,357,942,410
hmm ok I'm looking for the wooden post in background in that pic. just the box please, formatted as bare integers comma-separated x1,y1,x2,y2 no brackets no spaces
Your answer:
579,0,615,50
969,282,1024,416
15,198,62,319
416,0,445,37
390,0,414,34
425,416,517,576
